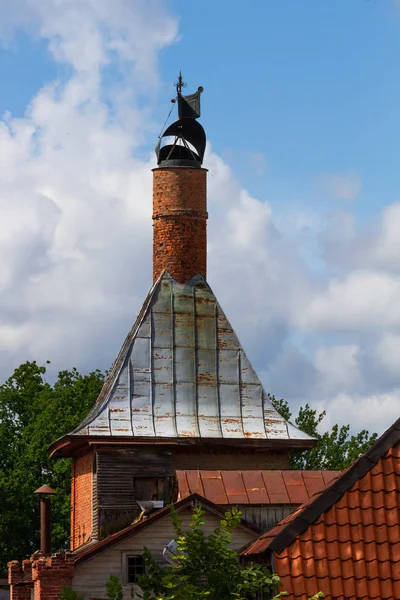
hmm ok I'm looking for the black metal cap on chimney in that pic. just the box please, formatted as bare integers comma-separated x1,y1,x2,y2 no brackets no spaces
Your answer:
155,73,206,168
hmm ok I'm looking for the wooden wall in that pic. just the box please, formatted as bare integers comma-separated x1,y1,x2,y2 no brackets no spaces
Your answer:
95,447,174,539
238,505,296,531
73,507,255,600
172,447,290,470
89,444,292,540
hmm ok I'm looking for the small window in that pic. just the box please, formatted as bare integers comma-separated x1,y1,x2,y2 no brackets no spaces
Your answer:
127,555,145,584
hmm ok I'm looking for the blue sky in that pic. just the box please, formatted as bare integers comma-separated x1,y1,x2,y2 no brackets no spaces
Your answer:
164,0,400,219
1,0,400,434
4,0,400,220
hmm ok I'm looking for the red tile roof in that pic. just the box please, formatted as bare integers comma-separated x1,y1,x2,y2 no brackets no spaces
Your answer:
242,419,400,600
176,470,339,505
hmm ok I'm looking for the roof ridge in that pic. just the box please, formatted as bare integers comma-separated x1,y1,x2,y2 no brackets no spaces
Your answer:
243,417,400,556
70,270,167,435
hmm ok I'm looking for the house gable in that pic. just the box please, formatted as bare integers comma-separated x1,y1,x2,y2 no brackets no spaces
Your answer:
72,497,257,600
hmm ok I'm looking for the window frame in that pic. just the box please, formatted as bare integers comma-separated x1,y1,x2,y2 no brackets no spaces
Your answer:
122,552,145,586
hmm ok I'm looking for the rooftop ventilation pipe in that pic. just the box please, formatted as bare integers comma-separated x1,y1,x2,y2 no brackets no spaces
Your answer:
34,484,56,555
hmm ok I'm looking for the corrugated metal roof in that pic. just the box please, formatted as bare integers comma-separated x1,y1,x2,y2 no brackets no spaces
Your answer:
71,271,315,441
176,470,340,505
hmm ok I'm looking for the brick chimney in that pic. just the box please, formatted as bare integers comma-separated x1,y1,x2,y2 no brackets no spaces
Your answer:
152,167,207,283
153,74,207,284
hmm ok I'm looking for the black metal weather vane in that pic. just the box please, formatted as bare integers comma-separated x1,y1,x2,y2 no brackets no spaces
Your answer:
175,71,187,96
155,73,206,167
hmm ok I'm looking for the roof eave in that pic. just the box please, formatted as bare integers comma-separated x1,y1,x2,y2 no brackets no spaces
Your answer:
49,434,317,458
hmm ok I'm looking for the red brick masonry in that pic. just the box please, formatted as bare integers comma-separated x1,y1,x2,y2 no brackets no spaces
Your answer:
70,451,93,550
153,167,208,283
9,552,74,600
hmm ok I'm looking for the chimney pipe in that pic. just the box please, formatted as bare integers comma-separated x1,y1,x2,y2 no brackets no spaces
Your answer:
34,484,56,555
152,167,208,283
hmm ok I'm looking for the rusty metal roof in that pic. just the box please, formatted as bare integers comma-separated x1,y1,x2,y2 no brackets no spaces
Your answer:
70,271,315,441
176,470,341,505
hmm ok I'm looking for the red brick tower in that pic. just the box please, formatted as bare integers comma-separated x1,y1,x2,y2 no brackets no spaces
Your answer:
152,167,207,283
153,75,207,283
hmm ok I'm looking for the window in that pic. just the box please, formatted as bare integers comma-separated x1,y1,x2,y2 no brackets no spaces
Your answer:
127,555,145,584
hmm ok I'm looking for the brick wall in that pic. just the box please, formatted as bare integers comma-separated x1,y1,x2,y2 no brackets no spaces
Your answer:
9,553,74,600
32,552,74,600
70,451,93,550
153,167,207,283
8,561,31,600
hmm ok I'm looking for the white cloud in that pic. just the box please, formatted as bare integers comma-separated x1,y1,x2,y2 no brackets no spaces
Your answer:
315,172,362,201
314,344,361,394
1,0,400,440
376,334,400,375
315,391,400,435
296,270,400,332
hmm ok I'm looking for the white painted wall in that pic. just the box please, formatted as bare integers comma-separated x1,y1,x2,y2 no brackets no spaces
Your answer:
72,507,255,600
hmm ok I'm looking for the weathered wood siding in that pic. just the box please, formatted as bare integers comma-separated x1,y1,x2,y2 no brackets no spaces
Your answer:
72,507,255,600
172,448,291,470
95,447,174,538
239,505,296,531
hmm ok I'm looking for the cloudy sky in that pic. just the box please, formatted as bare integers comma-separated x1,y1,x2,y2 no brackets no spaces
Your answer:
1,0,400,435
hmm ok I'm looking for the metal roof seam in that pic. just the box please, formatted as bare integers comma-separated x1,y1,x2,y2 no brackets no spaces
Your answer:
170,282,178,438
61,272,315,443
214,302,223,438
193,284,201,437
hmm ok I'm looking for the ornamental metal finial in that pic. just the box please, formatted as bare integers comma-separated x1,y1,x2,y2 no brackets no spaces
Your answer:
175,71,187,96
155,74,206,167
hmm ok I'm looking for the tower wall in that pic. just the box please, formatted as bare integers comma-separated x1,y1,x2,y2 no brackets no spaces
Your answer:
70,450,93,550
153,167,207,283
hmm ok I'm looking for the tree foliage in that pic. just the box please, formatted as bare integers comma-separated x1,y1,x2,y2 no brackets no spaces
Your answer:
270,395,378,470
0,361,104,577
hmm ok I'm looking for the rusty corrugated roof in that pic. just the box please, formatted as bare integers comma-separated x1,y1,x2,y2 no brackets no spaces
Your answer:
242,418,400,600
64,271,315,443
177,470,340,505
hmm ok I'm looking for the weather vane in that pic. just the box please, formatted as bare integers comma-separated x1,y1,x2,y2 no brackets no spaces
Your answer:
174,71,187,96
155,72,205,167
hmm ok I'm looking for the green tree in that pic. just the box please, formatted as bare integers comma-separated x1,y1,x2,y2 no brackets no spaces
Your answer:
269,395,378,470
0,361,104,577
138,504,324,600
